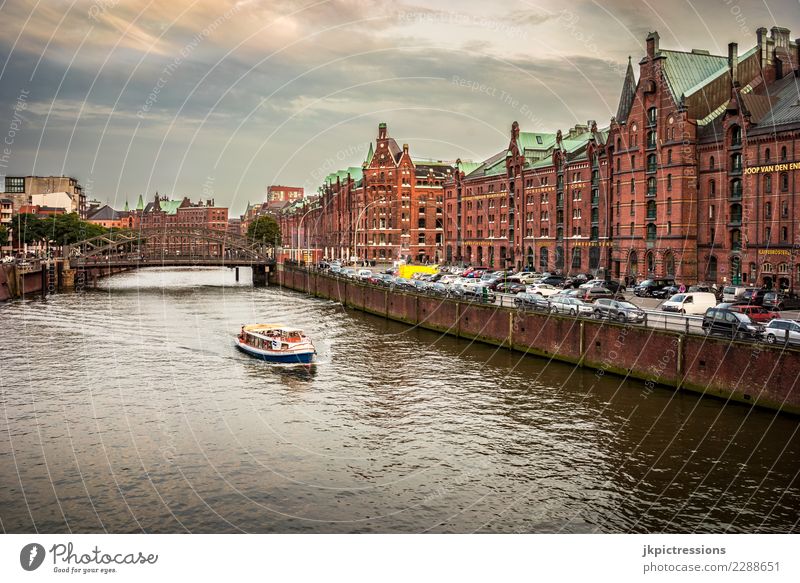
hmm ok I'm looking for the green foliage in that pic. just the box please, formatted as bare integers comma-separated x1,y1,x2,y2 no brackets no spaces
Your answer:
246,215,281,247
12,212,108,246
0,224,7,246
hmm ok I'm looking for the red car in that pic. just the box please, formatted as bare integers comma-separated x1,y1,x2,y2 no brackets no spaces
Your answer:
730,305,781,323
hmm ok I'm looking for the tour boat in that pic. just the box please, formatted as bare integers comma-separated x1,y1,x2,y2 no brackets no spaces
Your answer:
235,324,316,364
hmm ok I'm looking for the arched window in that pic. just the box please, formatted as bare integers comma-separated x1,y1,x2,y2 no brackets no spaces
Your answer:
764,174,772,193
647,176,656,195
526,246,534,268
710,179,716,196
630,178,635,193
730,125,741,146
629,200,635,215
646,223,656,241
667,174,672,191
762,262,774,273
476,246,483,265
781,173,789,191
629,250,638,275
539,247,549,271
663,252,675,277
465,245,472,262
647,131,656,148
647,107,657,125
646,251,655,273
731,153,742,172
765,148,771,162
647,153,657,172
778,262,789,274
667,149,672,164
781,146,787,161
730,203,742,223
709,155,715,169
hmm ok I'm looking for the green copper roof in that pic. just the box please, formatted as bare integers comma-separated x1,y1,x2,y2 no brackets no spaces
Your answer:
364,142,374,166
659,49,728,101
458,161,481,174
123,200,129,211
517,132,557,151
159,200,183,215
136,194,144,210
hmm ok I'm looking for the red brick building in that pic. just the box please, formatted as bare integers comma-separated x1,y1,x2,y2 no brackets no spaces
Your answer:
441,26,800,291
266,185,304,203
286,123,455,263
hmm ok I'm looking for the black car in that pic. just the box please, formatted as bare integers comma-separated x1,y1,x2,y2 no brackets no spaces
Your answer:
737,288,769,306
634,278,676,297
496,282,527,295
762,292,800,311
514,292,550,311
702,307,764,340
541,275,566,287
563,273,592,288
652,285,680,299
592,299,646,323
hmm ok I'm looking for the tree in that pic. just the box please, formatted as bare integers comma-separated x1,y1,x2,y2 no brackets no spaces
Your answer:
12,212,107,248
0,224,8,247
247,215,281,247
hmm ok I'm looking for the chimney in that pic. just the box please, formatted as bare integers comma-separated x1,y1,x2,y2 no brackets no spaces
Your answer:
646,31,660,58
728,42,739,86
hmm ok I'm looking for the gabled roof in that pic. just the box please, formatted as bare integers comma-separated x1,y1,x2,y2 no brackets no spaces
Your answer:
747,73,800,129
659,49,729,103
616,57,636,122
517,132,557,152
464,149,507,179
87,204,120,221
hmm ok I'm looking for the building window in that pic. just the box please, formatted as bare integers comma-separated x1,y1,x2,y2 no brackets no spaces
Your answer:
630,200,635,216
710,179,716,196
781,173,789,192
667,197,672,215
765,148,771,162
731,153,742,172
730,125,741,146
647,107,657,125
667,174,672,191
765,201,772,218
765,226,771,242
667,149,672,164
630,178,635,193
630,222,635,235
646,223,656,241
782,200,788,218
781,146,787,161
782,227,788,241
646,153,657,172
571,247,581,269
764,174,772,193
709,156,715,169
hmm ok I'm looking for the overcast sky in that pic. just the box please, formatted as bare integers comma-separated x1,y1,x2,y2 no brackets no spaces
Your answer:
1,0,797,215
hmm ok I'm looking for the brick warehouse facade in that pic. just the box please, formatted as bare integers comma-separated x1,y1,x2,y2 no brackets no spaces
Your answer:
280,26,800,290
279,123,455,263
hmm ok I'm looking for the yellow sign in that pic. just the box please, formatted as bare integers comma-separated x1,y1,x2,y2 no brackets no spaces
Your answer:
757,249,791,255
743,161,800,174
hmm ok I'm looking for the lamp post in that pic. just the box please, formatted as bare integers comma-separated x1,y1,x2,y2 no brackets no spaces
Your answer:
353,198,386,266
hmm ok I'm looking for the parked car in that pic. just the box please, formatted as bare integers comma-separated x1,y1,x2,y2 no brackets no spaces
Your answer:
652,284,680,299
514,292,551,311
688,283,713,293
462,285,496,303
763,319,800,345
579,279,625,293
737,288,769,306
496,282,527,295
592,299,646,323
340,267,356,278
541,275,566,287
549,296,593,317
578,286,617,303
729,305,780,323
390,277,415,290
427,282,449,296
357,269,373,280
563,273,592,288
634,278,676,297
762,292,800,311
660,292,717,315
722,285,756,303
702,307,764,340
526,283,561,297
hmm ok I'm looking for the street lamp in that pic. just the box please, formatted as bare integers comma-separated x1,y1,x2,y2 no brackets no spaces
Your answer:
353,198,386,266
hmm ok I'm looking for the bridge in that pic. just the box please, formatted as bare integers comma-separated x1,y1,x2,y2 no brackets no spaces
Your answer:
65,226,277,285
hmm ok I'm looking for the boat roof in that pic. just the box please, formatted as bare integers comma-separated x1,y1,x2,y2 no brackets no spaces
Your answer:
242,323,303,333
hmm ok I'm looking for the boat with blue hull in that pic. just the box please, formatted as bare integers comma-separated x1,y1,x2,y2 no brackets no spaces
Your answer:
235,324,316,364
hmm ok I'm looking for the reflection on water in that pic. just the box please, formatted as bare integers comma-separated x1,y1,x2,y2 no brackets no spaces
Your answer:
0,267,798,533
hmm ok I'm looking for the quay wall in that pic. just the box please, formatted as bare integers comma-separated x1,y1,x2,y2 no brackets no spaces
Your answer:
278,265,800,415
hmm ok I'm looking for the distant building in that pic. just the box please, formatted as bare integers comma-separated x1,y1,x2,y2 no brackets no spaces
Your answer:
266,185,304,203
86,204,132,229
0,199,12,226
3,176,86,218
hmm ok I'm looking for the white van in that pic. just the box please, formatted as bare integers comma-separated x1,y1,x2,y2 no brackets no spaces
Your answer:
661,292,718,315
722,285,754,303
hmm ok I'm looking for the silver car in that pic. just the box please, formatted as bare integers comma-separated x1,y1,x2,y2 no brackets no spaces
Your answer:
549,296,593,317
764,319,800,345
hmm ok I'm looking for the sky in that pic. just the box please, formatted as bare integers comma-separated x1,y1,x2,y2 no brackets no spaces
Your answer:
0,0,798,215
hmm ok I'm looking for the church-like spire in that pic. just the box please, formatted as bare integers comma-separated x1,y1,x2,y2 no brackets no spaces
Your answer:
124,199,129,212
364,142,374,166
616,56,636,123
136,194,144,210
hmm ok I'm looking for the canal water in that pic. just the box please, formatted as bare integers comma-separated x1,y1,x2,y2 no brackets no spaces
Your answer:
1,267,798,533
